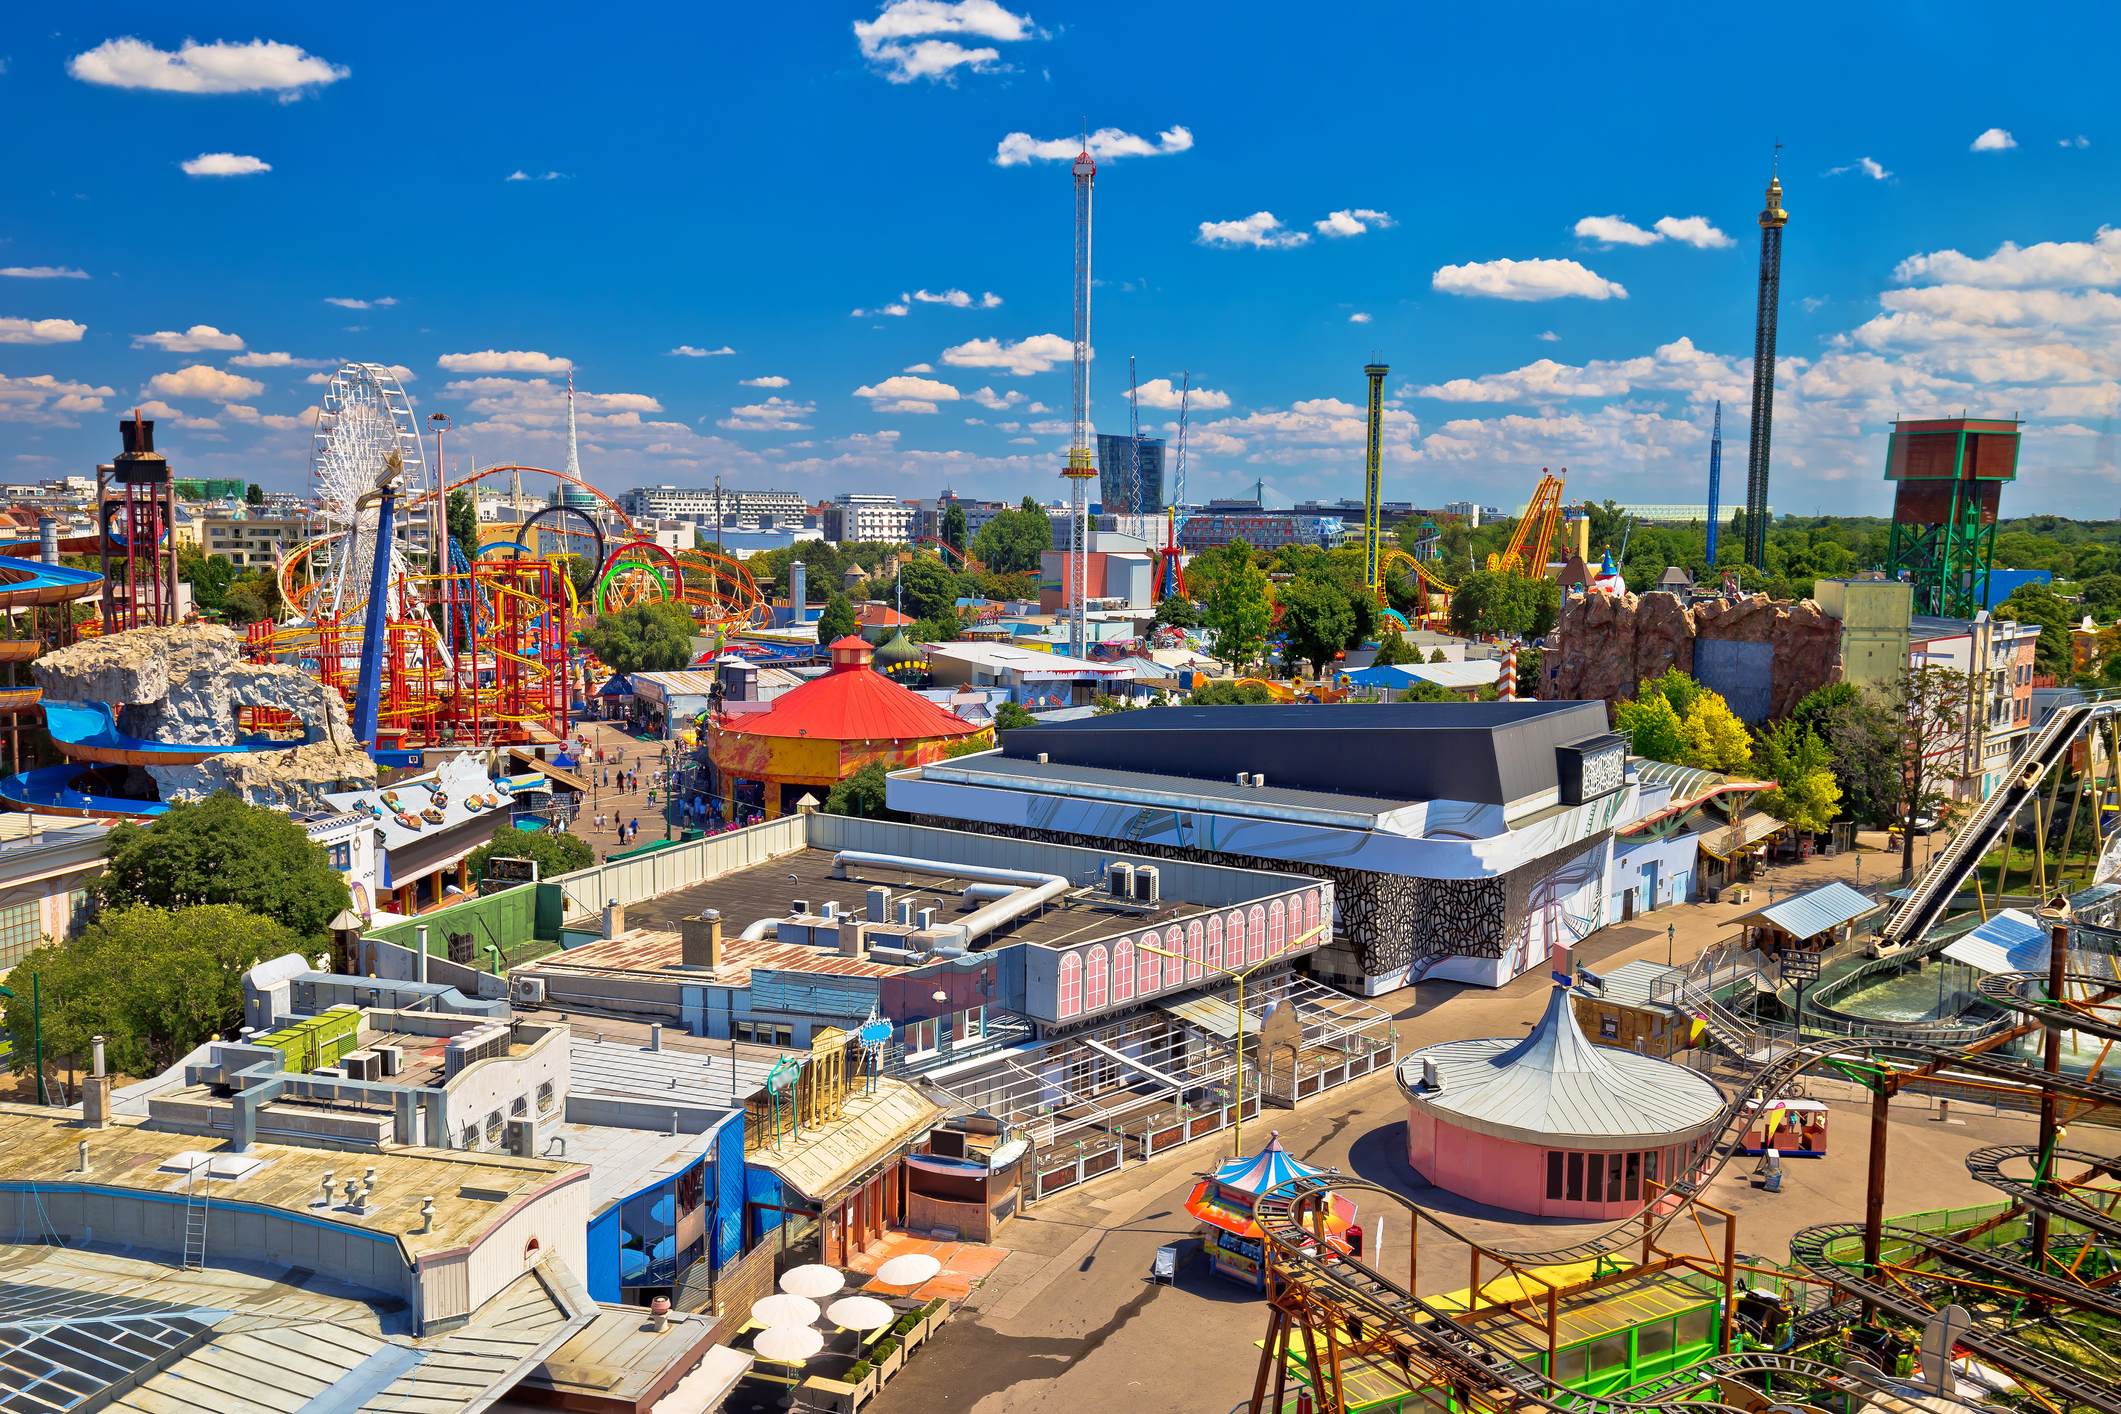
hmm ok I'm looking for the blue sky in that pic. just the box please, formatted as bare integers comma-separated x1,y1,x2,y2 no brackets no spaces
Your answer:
7,2,2121,519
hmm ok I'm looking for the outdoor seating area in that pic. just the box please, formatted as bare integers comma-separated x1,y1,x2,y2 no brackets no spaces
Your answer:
721,1253,976,1412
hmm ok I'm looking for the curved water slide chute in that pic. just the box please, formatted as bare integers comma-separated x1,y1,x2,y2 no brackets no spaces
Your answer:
40,700,320,766
0,764,166,818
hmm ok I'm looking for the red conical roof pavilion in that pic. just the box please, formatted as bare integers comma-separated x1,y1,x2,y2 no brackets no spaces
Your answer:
719,635,983,743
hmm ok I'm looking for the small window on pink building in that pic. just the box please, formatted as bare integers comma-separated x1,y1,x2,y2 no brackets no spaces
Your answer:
1112,938,1135,1002
1268,901,1287,955
1187,921,1204,981
1085,945,1108,1011
1248,906,1267,963
1057,953,1081,1017
1306,889,1320,943
1138,943,1161,995
1206,916,1223,973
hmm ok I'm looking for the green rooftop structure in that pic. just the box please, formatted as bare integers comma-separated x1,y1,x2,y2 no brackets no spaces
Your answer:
1883,416,2022,618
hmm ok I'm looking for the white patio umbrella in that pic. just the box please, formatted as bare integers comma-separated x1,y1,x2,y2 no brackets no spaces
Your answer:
753,1324,824,1366
779,1263,846,1299
826,1295,895,1332
875,1253,942,1287
749,1294,820,1328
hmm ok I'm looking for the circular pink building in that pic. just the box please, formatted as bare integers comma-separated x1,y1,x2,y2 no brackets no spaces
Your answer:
1396,967,1725,1219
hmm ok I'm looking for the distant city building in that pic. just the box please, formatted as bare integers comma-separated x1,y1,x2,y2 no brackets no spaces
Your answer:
1528,503,1773,524
1205,496,1264,513
1178,513,1347,554
1095,434,1165,514
1293,498,1413,526
914,490,1008,542
199,512,303,568
1443,501,1506,525
173,477,246,500
823,492,916,543
616,485,811,528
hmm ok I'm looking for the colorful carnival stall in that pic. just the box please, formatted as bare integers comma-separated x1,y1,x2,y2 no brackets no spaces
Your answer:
1185,1131,1356,1290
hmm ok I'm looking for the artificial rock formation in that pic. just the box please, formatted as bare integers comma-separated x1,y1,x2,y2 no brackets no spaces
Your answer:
1547,590,1843,722
34,622,375,808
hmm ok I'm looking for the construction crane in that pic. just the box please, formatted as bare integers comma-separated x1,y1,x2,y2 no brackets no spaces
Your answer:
1486,468,1566,574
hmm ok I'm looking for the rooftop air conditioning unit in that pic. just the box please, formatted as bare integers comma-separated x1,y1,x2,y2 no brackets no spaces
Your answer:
1107,862,1135,898
310,1066,347,1080
374,1044,403,1077
505,1118,537,1157
512,975,547,1006
1132,866,1160,905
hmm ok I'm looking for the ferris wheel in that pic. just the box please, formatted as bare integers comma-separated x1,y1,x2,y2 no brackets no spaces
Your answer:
308,362,431,624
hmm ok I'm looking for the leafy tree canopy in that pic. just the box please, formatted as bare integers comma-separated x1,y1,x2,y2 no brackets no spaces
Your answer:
823,762,898,820
1996,581,2073,678
1371,627,1421,667
1277,575,1356,676
446,489,478,552
582,601,697,676
941,502,968,552
1202,542,1273,670
1188,678,1276,705
1,904,298,1079
1615,691,1687,764
244,483,265,506
1151,594,1201,630
994,699,1039,729
467,827,594,886
814,592,858,646
971,506,1054,575
1447,568,1560,640
895,555,959,620
92,794,351,942
1756,720,1842,833
1680,690,1755,774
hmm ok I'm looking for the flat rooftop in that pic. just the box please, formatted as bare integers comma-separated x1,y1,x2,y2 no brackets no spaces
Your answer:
919,753,1419,828
1000,700,1612,806
580,845,1211,968
0,1104,583,1266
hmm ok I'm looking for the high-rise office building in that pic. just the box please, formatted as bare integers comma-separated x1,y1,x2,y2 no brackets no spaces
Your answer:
1095,434,1165,514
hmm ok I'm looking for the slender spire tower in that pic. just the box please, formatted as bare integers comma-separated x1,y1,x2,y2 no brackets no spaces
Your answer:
1362,360,1389,604
1064,143,1097,655
1705,400,1724,570
1743,170,1788,568
563,368,582,485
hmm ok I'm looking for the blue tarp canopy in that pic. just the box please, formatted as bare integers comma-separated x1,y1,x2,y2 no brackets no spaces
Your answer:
597,674,633,698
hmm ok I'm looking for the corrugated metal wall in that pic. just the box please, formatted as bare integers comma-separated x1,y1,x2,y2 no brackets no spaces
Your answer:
807,813,1310,905
368,884,540,952
714,1113,746,1267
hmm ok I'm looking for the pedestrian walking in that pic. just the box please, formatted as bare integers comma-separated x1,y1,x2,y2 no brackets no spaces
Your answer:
630,817,639,841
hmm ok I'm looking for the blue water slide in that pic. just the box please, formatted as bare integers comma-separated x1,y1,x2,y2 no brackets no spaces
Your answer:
0,763,166,817
42,700,319,764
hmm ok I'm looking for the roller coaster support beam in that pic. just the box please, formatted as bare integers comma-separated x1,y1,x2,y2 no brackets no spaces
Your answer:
350,486,396,746
2034,915,2070,1270
1865,1080,1888,1321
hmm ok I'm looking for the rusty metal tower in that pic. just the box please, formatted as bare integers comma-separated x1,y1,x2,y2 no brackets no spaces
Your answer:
1362,360,1389,603
1743,171,1788,568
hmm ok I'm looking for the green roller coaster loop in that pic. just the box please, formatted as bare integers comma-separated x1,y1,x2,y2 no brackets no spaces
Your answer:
594,555,673,612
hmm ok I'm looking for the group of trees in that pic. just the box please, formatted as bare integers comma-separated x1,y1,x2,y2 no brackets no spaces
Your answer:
580,600,698,676
2,797,354,1088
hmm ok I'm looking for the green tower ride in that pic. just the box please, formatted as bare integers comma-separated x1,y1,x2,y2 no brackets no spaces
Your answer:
1882,416,2022,618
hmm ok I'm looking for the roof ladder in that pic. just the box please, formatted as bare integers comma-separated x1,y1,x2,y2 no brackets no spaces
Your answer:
180,1168,210,1272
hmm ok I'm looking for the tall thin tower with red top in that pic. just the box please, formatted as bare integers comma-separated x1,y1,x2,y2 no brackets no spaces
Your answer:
1063,142,1097,655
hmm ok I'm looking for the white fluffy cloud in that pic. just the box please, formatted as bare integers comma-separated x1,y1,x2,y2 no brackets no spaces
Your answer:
0,318,88,345
740,375,791,388
147,365,266,403
912,288,1002,308
1197,213,1309,250
1349,312,1372,323
505,170,569,182
1192,397,1420,466
1893,228,2121,289
968,386,1024,409
903,363,934,373
1823,157,1891,180
718,396,815,432
444,377,655,416
305,365,416,386
437,350,571,373
854,376,960,415
133,324,243,352
994,125,1193,167
1433,257,1627,302
1575,214,1734,248
133,399,219,430
852,299,910,318
67,37,347,97
669,345,736,357
0,373,114,424
1971,128,2018,152
229,351,333,368
1416,338,1740,406
0,266,88,280
1314,208,1394,237
1654,216,1735,249
325,296,397,309
180,152,271,177
1132,378,1230,410
854,0,1037,83
940,333,1074,375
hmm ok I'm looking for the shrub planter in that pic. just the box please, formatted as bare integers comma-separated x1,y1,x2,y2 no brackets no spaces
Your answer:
873,1339,902,1381
925,1298,951,1330
802,1373,874,1414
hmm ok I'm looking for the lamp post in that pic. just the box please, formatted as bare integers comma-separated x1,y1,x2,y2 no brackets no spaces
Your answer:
1136,922,1324,1161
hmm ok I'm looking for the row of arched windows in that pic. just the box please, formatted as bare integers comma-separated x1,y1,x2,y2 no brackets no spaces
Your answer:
1053,890,1324,1019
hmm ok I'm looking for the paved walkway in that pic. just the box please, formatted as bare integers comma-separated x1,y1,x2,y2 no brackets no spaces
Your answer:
829,830,2083,1414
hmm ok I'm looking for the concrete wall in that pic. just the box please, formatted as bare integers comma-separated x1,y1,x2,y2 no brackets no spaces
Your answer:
443,1024,571,1153
541,813,807,924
